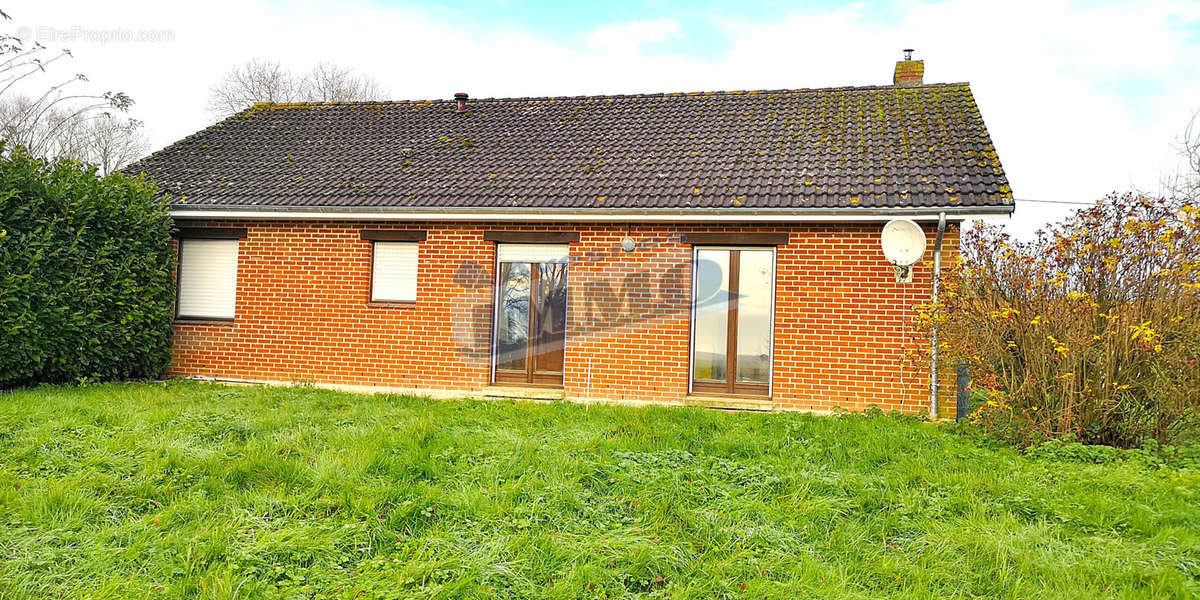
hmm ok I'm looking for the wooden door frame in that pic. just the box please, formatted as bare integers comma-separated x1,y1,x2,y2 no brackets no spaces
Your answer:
688,246,775,397
491,257,567,388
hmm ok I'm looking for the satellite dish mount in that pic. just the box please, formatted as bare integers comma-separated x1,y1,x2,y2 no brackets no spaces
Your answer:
880,219,928,283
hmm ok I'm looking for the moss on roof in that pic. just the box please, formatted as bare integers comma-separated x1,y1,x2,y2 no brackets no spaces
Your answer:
129,82,1013,212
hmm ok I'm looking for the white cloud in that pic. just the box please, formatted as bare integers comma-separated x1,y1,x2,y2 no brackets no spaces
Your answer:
5,0,1198,235
585,18,681,53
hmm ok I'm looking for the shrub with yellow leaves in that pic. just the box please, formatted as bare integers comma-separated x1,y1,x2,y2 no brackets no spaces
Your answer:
923,193,1199,448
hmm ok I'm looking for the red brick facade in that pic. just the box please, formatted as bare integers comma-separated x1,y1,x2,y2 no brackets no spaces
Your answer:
169,221,959,415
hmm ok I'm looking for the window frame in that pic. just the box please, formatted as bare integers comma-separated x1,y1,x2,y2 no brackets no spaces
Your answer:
688,245,777,397
175,235,242,322
369,240,421,304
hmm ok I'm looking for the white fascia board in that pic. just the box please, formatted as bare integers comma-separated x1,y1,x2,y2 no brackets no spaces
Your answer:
171,207,1013,222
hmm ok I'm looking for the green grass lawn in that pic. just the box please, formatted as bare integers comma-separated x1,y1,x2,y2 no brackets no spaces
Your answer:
0,382,1197,599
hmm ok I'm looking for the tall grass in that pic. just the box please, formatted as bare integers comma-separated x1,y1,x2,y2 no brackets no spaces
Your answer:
0,381,1197,598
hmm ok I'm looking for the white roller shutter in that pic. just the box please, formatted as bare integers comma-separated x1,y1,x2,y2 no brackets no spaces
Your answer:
177,239,239,319
496,243,570,264
372,242,419,302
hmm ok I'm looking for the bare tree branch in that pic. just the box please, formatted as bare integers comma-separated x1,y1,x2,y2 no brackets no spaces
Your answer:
72,113,149,175
300,62,386,103
205,59,301,118
206,59,389,118
0,11,138,171
1162,108,1200,202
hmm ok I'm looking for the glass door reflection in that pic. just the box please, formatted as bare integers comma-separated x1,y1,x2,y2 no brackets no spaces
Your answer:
691,248,774,396
494,259,567,386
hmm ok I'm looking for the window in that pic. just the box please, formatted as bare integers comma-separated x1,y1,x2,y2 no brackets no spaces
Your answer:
177,238,239,319
371,242,419,302
691,247,775,396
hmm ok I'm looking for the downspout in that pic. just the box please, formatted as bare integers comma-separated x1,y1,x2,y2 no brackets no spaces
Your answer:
929,212,947,420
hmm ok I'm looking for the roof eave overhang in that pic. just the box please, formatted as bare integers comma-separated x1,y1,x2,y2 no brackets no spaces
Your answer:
169,204,1014,222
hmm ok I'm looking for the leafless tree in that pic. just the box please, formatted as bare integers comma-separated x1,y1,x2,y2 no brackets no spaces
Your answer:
204,59,301,117
0,96,147,174
1161,109,1200,202
74,113,149,175
206,59,388,118
0,96,81,157
300,62,386,103
1177,110,1200,199
0,11,137,169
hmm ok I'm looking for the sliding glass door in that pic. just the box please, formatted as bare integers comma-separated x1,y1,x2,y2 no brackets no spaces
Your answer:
691,248,774,396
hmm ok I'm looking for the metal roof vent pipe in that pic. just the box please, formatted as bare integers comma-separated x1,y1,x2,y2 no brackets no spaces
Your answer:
454,92,468,113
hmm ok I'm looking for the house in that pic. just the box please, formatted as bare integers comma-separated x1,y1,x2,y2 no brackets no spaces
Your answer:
129,55,1013,415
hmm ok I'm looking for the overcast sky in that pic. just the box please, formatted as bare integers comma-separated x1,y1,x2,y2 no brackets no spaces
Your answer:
8,0,1200,235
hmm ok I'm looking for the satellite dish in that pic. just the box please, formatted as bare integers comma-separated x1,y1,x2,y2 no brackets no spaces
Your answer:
880,219,927,282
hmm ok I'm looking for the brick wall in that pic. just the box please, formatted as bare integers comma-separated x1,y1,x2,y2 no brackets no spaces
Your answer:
169,220,959,415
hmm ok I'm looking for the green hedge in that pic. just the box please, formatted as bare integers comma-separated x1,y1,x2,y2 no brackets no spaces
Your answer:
0,147,175,388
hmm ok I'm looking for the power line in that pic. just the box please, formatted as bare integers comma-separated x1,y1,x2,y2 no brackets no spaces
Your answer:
1013,198,1097,206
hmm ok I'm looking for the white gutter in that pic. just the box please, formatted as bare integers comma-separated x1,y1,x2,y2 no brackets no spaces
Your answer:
929,212,947,420
171,207,1012,222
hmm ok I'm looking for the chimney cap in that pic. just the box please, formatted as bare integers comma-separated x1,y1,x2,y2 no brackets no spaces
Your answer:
903,48,914,61
454,92,468,99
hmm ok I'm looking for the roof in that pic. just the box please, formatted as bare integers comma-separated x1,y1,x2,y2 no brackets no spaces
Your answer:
129,83,1014,215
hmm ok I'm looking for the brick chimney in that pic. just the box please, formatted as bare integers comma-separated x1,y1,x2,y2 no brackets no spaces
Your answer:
893,49,923,87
